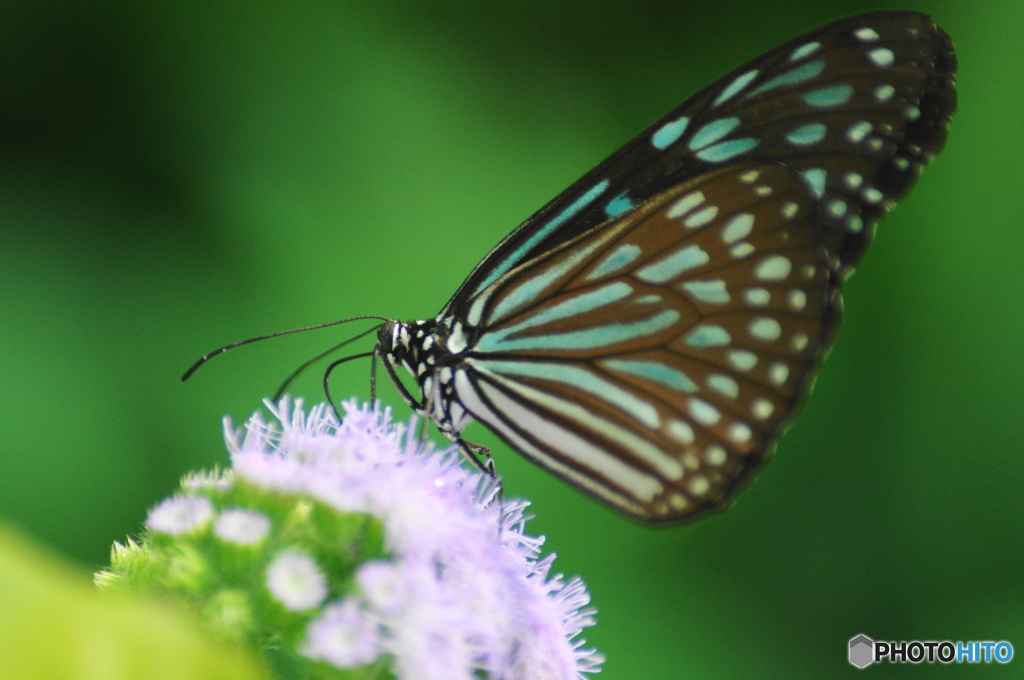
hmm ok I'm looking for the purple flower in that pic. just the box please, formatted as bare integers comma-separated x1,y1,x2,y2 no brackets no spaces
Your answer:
227,398,604,679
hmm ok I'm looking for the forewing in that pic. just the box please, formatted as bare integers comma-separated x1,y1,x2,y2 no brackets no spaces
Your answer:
442,10,955,315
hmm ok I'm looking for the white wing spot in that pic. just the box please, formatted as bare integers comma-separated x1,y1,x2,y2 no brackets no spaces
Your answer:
714,69,760,106
827,199,847,218
754,255,792,281
683,205,719,228
705,444,728,466
707,373,739,399
687,474,711,496
636,244,709,283
847,120,872,144
787,289,807,310
685,324,732,348
868,47,895,68
681,279,730,305
863,187,884,204
739,170,761,184
854,27,880,42
791,332,809,352
748,317,782,341
728,349,758,372
667,191,705,219
730,242,755,259
844,172,864,189
720,213,754,243
752,398,775,420
726,422,752,445
668,419,695,444
788,41,821,62
744,287,770,307
780,201,799,219
800,168,827,199
873,84,895,102
688,398,721,425
768,361,789,386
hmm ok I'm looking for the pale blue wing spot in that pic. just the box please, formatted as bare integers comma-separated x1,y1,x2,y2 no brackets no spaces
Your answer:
713,69,760,107
472,179,610,296
695,137,759,163
803,83,854,108
747,60,825,98
651,116,690,150
688,117,741,151
754,254,792,281
685,324,731,348
854,27,880,42
666,191,705,219
587,243,641,281
680,279,730,304
632,294,662,305
788,41,821,62
748,317,782,341
687,398,721,425
720,213,754,243
683,205,718,228
867,47,895,68
495,281,632,338
800,167,826,198
476,309,681,352
873,84,895,102
467,295,488,327
602,359,698,393
476,359,661,429
727,349,758,371
635,244,709,283
744,287,770,306
604,192,635,218
706,374,739,399
863,187,884,204
847,120,872,143
489,225,614,321
785,122,827,146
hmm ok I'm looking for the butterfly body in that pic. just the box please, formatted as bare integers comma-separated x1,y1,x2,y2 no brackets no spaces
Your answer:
376,11,956,522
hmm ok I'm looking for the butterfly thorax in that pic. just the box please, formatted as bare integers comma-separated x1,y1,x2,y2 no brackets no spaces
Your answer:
377,318,475,436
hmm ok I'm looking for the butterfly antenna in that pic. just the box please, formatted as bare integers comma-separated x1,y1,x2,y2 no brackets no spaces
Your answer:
181,315,389,382
272,324,382,400
323,351,377,420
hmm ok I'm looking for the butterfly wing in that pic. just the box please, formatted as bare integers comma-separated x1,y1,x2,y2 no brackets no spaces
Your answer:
441,10,955,315
451,163,840,520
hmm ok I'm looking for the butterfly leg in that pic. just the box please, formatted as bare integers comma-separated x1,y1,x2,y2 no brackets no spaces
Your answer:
454,436,504,506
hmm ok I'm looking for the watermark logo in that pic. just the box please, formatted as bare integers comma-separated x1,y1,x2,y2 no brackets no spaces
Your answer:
849,634,1013,668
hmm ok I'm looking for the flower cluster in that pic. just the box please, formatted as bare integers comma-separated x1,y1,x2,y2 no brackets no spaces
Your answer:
97,399,603,680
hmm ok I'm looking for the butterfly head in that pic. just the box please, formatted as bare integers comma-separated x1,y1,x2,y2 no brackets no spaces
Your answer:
377,318,474,435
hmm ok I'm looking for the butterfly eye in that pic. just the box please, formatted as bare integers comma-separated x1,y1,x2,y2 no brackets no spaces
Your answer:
377,11,956,522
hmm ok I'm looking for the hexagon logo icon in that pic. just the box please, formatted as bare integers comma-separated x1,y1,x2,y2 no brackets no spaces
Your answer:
849,634,874,668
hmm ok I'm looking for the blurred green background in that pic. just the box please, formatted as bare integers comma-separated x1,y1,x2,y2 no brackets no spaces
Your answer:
2,1,1021,677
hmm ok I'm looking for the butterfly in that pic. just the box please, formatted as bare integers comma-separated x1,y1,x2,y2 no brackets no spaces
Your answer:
188,10,956,523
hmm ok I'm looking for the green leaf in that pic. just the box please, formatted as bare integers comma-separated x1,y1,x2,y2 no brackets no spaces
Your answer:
0,522,269,680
